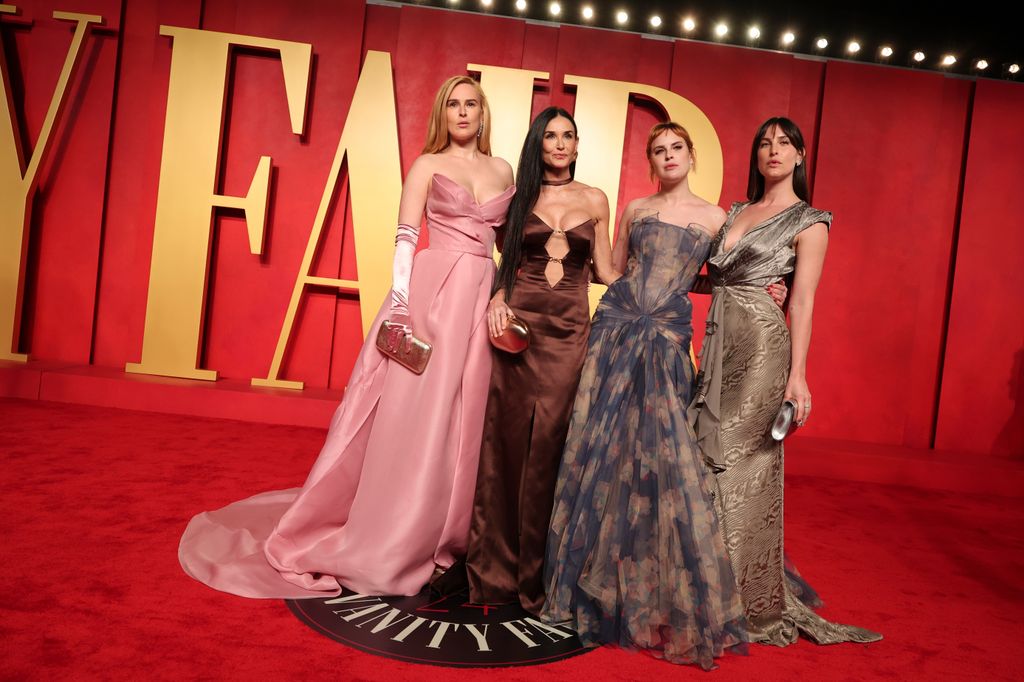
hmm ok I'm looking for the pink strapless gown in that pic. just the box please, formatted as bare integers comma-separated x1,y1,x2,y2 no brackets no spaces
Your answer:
179,174,515,598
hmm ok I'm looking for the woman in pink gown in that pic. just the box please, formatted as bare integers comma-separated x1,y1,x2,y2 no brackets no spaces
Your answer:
178,76,515,599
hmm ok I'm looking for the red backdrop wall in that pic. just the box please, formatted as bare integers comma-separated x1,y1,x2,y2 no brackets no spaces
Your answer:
934,81,1024,459
3,0,1021,457
811,63,971,448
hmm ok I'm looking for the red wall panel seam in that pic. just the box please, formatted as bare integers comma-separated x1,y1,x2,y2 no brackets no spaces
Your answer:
807,60,828,201
89,0,128,365
929,80,977,449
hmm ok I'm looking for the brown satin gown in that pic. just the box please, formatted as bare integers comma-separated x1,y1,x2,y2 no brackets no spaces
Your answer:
466,212,595,613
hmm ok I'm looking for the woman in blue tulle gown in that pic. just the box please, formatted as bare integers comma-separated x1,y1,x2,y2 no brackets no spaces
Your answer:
541,123,748,669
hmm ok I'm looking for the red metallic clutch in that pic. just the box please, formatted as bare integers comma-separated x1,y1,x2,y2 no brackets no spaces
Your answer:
489,315,530,354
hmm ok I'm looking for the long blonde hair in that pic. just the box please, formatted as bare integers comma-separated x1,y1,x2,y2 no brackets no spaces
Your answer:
422,75,492,155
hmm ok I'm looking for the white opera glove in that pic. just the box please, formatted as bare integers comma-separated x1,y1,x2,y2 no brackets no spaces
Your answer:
389,223,419,329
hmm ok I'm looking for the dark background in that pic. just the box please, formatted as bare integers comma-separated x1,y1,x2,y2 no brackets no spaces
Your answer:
399,0,1021,78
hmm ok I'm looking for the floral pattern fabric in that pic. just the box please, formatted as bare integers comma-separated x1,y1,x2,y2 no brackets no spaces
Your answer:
541,217,747,669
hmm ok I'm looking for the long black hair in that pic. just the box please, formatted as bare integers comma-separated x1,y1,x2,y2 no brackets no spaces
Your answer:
747,116,809,202
493,107,577,298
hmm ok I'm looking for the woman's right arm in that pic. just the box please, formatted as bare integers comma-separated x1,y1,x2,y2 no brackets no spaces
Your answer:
396,156,433,227
389,157,433,328
611,199,636,274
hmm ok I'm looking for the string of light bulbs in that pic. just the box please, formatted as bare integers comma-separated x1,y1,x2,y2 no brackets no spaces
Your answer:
432,0,1019,78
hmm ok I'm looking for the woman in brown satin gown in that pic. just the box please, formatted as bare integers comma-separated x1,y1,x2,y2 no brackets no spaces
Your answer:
464,107,619,613
691,117,882,645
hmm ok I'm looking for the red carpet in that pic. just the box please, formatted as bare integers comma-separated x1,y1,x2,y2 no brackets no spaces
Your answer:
1,398,1020,680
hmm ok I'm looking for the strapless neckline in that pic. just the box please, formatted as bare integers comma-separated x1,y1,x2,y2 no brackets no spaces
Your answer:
632,215,712,241
432,173,515,207
530,212,595,233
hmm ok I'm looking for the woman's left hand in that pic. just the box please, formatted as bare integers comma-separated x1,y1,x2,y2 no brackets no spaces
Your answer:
784,375,812,426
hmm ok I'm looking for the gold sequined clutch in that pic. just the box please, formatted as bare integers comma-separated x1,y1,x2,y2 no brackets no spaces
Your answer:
376,321,432,374
490,314,531,354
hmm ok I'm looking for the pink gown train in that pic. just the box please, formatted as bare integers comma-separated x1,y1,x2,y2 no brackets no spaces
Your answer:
178,174,515,598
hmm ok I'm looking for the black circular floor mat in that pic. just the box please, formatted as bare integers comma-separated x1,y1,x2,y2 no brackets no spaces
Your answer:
286,586,593,667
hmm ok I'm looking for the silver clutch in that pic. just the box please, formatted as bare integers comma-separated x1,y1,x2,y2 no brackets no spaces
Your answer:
771,399,798,441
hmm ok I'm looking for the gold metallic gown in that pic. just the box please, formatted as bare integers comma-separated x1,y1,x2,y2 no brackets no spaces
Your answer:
690,201,882,646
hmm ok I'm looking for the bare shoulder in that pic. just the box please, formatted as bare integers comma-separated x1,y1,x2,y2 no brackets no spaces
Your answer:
408,153,440,178
405,154,441,186
491,153,516,174
580,184,609,211
638,193,668,217
620,195,662,224
796,221,830,246
488,155,514,184
618,196,641,219
678,197,724,236
703,203,728,234
488,155,513,174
